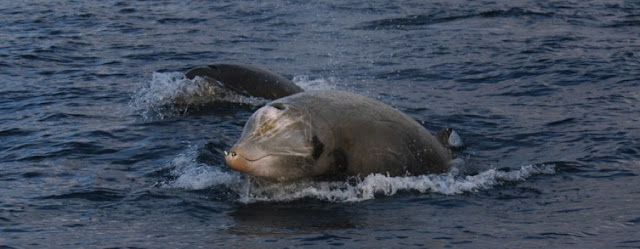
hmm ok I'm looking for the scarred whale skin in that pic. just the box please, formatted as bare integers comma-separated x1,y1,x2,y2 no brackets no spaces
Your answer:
225,90,452,182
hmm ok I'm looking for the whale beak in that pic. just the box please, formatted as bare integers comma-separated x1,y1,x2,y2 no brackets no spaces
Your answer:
224,148,251,173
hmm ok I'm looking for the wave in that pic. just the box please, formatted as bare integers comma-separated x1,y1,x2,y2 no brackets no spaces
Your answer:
160,145,555,203
353,7,553,30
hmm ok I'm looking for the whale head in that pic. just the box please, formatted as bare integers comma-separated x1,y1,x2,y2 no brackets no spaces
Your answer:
225,100,333,182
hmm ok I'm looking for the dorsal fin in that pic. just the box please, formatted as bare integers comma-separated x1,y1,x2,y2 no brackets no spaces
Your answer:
436,128,453,147
437,128,464,149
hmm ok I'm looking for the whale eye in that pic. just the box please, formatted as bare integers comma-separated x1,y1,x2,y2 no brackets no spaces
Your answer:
311,135,324,160
271,103,286,110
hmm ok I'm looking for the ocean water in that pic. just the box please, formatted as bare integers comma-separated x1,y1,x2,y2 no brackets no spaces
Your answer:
1,0,639,248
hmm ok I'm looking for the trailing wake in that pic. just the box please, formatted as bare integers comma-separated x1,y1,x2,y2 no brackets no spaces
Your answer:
161,145,555,203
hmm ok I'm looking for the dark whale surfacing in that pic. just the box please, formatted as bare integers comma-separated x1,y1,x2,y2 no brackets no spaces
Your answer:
185,63,304,100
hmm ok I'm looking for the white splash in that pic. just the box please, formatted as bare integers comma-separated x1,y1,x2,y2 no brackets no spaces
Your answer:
161,145,555,203
129,72,266,120
129,72,340,120
239,164,555,203
292,75,338,91
161,145,244,190
448,129,464,148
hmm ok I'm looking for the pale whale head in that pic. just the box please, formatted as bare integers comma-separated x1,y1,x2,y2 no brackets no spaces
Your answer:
225,101,333,182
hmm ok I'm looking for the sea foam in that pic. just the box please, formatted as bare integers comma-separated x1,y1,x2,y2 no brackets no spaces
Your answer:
161,145,555,203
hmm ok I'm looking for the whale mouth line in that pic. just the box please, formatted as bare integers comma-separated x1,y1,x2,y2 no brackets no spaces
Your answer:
228,150,274,162
230,145,311,162
244,154,272,162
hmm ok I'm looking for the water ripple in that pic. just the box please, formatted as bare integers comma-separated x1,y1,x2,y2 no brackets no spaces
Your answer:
354,7,553,30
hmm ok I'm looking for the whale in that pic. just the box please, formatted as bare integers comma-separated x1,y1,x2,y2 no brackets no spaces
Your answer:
224,90,453,182
185,63,303,100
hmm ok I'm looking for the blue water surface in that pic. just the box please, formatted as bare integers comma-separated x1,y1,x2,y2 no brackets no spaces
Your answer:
1,0,639,248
